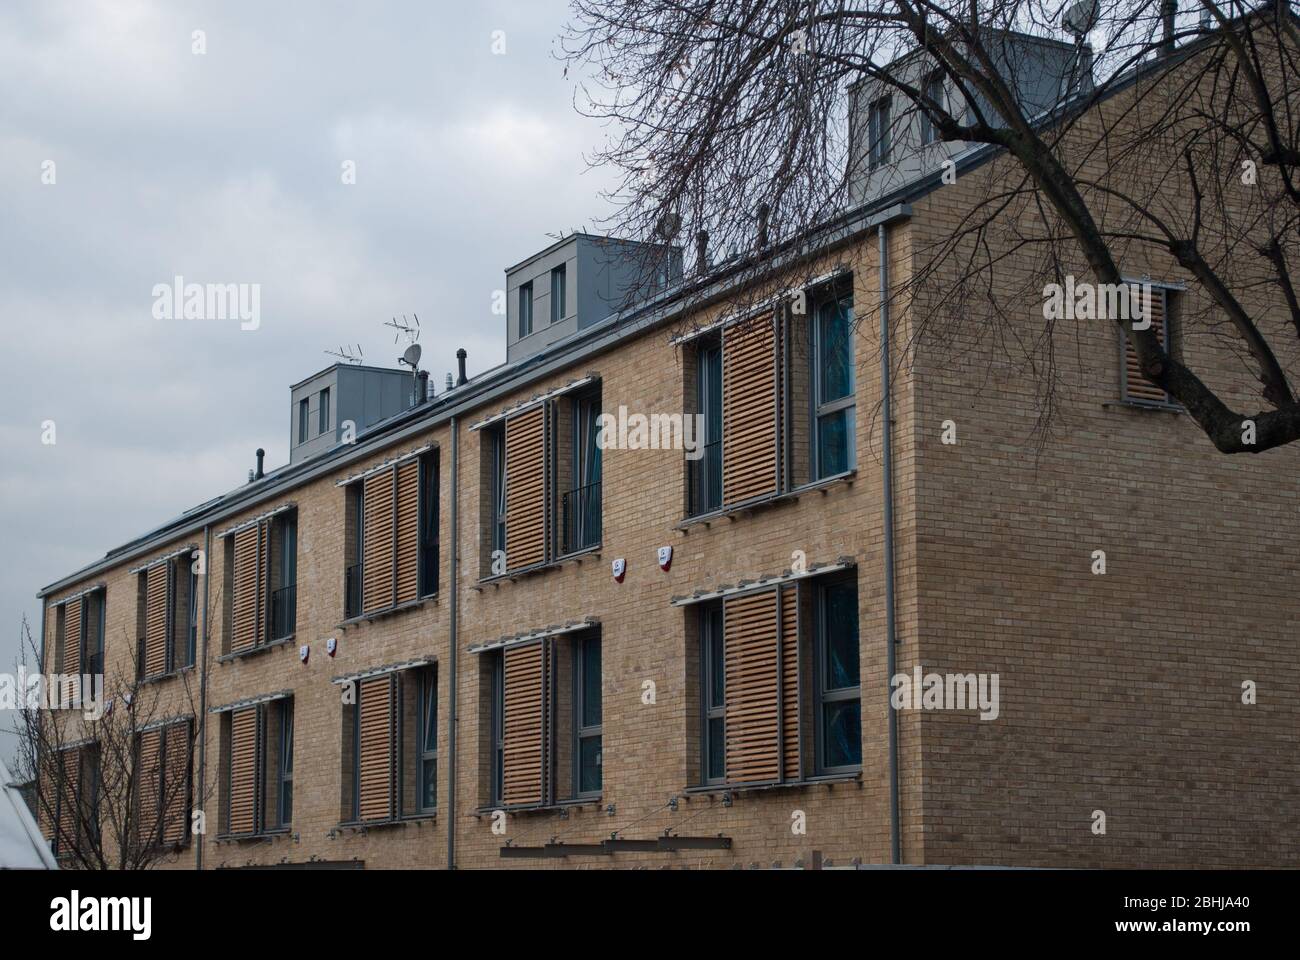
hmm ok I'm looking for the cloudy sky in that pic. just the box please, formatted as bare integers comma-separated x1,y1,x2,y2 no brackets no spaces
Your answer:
0,0,617,758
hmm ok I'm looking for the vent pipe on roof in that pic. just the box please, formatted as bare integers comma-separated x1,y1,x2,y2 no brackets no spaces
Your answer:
456,348,468,386
445,372,454,392
255,448,265,480
756,203,771,251
417,370,430,405
1161,0,1177,56
695,230,709,274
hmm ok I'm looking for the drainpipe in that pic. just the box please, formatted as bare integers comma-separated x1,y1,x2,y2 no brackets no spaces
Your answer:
195,524,212,870
879,223,901,865
446,416,459,869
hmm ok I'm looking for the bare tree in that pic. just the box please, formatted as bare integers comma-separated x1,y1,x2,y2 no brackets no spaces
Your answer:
6,616,208,870
563,0,1300,452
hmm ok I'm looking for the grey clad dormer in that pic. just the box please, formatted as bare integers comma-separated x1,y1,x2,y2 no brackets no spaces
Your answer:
289,364,422,464
505,233,682,363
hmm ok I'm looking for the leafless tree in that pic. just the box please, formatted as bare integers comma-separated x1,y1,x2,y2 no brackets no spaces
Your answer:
6,615,207,870
563,0,1300,452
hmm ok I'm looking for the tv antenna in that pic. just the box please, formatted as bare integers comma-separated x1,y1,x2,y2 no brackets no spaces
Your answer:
1061,0,1099,38
325,343,365,364
385,313,421,346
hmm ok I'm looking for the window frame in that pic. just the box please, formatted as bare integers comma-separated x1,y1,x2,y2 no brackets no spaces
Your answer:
490,653,505,806
812,574,863,776
319,386,331,435
920,71,945,145
564,389,603,554
573,634,602,798
418,450,439,598
550,264,567,324
811,290,857,479
298,397,310,444
868,96,892,169
490,425,507,557
698,602,728,786
689,337,724,517
418,666,438,814
277,699,294,829
518,281,534,337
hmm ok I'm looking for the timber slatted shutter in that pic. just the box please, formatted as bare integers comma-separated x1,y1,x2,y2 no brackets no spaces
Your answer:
358,676,395,820
501,642,548,806
229,706,259,835
723,315,780,504
144,563,169,676
138,729,162,843
723,589,800,784
1123,286,1171,404
63,599,82,676
58,749,80,848
505,406,547,570
162,722,190,844
393,460,420,605
231,524,266,652
362,470,395,613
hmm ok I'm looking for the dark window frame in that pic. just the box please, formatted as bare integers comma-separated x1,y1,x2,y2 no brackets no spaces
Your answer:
277,699,294,829
518,281,534,337
868,96,892,169
920,71,945,145
418,666,438,814
490,654,505,806
573,634,602,797
688,336,723,517
563,388,603,554
812,574,862,776
550,264,567,324
811,290,857,479
319,386,331,435
698,602,726,785
298,397,310,444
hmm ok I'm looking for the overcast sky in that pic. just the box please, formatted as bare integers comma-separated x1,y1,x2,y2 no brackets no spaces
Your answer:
0,0,617,761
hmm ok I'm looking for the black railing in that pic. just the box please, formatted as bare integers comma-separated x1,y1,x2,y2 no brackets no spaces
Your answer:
561,482,602,554
686,440,722,517
345,563,362,619
419,543,438,597
269,583,297,641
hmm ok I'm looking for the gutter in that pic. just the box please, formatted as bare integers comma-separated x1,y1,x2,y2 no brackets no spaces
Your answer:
447,416,459,870
879,222,902,866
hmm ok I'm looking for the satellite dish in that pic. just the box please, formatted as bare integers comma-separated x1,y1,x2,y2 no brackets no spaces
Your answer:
654,211,682,242
401,343,422,368
1061,0,1099,38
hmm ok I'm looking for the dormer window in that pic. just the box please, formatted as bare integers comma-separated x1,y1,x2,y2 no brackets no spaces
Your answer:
868,96,892,169
920,72,945,145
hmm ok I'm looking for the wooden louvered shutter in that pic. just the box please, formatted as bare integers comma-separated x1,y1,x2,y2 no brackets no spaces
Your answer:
1123,286,1171,404
723,315,780,505
63,599,82,676
779,585,801,781
357,676,394,820
229,707,259,834
723,590,790,784
231,525,264,652
58,748,80,850
505,407,547,570
501,642,548,806
162,723,190,844
138,729,162,844
393,460,420,606
144,563,169,676
362,470,395,613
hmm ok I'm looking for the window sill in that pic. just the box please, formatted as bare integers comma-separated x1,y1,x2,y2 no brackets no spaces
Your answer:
217,635,295,664
684,773,861,797
138,664,196,686
473,797,603,816
335,812,437,832
677,471,857,530
338,594,437,629
1105,399,1183,414
215,828,291,844
475,545,601,588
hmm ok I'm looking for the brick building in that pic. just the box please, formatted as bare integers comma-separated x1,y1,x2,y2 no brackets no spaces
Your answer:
34,27,1300,869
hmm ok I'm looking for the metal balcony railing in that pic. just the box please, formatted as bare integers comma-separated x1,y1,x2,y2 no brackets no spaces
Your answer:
561,482,602,554
686,439,722,517
345,563,362,619
269,583,297,641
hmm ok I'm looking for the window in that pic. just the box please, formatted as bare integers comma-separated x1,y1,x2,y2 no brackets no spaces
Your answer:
813,292,856,478
222,509,297,654
814,575,861,772
345,451,438,619
298,397,310,444
221,698,293,837
550,264,567,324
868,96,891,168
485,629,602,807
519,281,533,337
45,744,100,857
684,283,855,518
52,588,106,682
1121,284,1178,406
269,510,297,642
137,555,198,679
575,635,603,796
319,386,331,435
84,590,106,677
920,71,945,144
691,571,861,786
480,382,603,576
562,390,602,554
137,721,192,848
343,667,437,822
688,337,723,516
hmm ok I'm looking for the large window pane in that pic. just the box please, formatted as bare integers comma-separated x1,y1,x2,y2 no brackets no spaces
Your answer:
823,580,860,688
818,300,853,402
581,639,602,727
579,736,602,793
817,409,852,477
707,717,725,781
